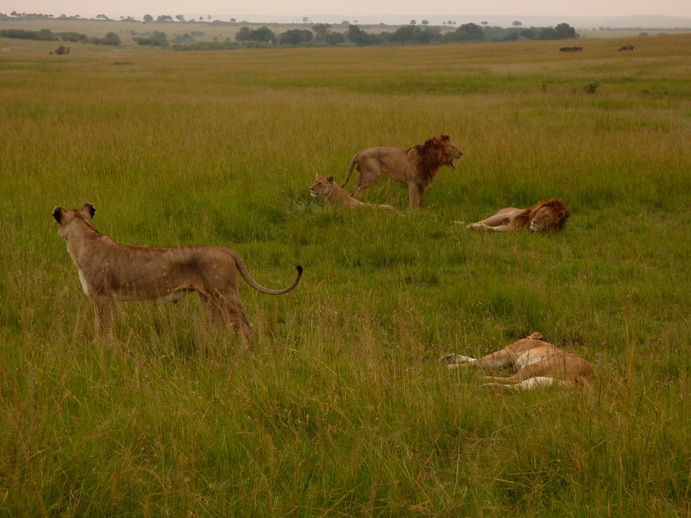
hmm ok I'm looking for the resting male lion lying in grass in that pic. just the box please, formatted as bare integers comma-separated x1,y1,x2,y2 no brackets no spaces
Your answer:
440,332,593,391
464,199,569,233
310,175,403,215
53,204,303,346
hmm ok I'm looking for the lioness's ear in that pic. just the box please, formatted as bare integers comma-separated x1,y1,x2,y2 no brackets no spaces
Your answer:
327,176,334,183
52,206,64,223
82,203,96,220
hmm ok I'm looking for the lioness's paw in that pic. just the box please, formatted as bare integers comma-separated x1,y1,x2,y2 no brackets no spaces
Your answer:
439,354,458,365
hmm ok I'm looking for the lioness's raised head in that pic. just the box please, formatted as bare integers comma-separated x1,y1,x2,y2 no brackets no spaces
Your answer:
53,203,98,240
310,175,336,197
528,199,570,233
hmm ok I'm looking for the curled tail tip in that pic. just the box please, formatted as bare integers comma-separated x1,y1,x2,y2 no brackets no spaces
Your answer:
296,264,304,275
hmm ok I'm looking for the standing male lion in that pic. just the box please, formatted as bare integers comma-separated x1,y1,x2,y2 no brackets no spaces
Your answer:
341,135,464,209
53,204,302,346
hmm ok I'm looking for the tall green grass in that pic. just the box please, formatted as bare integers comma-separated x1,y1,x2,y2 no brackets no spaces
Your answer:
0,33,689,516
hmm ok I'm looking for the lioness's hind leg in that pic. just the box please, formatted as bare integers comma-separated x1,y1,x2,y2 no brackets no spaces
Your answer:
209,295,253,347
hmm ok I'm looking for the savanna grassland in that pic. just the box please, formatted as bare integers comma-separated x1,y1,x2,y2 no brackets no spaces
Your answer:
0,31,690,516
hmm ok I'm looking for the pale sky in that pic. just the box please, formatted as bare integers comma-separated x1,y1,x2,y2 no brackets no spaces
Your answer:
7,0,691,21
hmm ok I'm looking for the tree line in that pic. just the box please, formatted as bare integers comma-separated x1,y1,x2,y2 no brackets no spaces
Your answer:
173,22,579,49
0,28,121,45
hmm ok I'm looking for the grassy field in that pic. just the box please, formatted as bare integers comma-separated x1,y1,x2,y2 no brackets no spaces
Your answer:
1,30,689,516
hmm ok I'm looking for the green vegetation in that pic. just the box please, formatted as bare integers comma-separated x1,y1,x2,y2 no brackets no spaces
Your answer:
0,30,689,516
0,27,120,45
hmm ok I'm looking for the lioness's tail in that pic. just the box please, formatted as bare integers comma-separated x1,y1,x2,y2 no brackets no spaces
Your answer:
341,153,359,188
230,251,303,295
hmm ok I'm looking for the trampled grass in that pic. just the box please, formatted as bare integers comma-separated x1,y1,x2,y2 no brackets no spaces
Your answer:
0,32,689,516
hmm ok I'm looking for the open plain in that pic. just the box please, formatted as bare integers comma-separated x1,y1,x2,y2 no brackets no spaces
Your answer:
0,28,689,516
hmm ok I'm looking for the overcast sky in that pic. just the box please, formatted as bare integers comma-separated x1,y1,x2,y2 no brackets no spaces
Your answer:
8,0,691,20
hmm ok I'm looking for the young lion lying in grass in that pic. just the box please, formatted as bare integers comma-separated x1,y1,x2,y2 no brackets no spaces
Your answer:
440,332,593,391
310,175,402,215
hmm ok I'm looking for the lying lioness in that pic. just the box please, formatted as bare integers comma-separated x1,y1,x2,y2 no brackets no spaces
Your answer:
310,175,402,215
440,332,593,391
53,204,303,346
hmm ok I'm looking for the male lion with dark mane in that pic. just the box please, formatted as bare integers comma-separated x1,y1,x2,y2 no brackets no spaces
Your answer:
53,204,302,347
464,198,569,233
310,175,402,215
440,332,593,391
341,135,463,209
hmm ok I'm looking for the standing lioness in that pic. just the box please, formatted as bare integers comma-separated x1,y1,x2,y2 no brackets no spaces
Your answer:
53,204,303,346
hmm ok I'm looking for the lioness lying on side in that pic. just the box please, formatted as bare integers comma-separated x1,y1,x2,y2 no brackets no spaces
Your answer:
440,332,593,391
464,199,569,233
53,204,303,346
310,175,402,215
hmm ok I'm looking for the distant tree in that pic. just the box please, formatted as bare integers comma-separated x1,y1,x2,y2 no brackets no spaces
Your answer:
55,45,69,54
156,15,173,22
554,22,578,39
302,17,309,23
230,18,236,23
421,20,429,26
235,26,275,44
143,14,153,23
347,24,370,46
409,19,416,25
175,15,185,22
481,21,488,26
391,25,420,43
250,26,275,44
235,26,251,42
325,32,345,45
539,27,556,40
512,20,522,27
103,32,121,45
448,22,485,42
279,28,313,45
312,23,331,42
95,14,109,21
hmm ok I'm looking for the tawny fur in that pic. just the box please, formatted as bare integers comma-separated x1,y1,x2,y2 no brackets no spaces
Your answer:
310,175,402,215
341,135,463,209
464,199,569,233
53,204,302,346
440,332,593,391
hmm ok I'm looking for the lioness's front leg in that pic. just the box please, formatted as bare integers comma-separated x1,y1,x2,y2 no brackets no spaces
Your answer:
92,295,115,343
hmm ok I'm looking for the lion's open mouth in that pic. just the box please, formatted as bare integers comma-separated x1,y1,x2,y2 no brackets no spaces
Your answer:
447,159,456,169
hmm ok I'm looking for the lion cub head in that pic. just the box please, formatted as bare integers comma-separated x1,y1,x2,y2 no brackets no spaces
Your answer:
310,175,336,198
